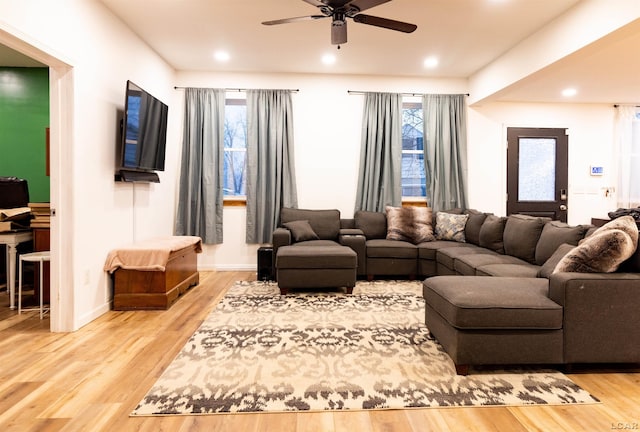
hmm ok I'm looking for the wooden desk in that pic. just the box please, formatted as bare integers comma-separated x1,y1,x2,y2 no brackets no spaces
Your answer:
0,230,34,309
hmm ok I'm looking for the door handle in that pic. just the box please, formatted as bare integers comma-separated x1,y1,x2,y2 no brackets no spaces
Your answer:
560,205,568,211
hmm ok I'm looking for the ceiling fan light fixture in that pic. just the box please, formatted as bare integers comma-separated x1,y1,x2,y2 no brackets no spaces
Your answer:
263,0,417,46
331,19,348,45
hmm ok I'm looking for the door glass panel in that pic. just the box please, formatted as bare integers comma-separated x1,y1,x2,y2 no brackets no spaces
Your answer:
518,138,556,201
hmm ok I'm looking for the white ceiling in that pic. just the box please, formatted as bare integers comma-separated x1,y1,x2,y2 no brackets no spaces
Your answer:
97,0,582,77
3,0,639,104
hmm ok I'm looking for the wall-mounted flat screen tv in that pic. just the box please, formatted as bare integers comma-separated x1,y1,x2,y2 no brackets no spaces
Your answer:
117,80,168,182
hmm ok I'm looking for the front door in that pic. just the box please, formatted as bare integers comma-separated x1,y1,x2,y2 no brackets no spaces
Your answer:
506,127,569,222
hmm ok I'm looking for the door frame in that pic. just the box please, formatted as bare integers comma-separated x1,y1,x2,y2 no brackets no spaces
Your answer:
506,127,569,222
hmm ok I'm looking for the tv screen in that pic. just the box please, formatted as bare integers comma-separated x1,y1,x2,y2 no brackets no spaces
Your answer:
120,80,168,172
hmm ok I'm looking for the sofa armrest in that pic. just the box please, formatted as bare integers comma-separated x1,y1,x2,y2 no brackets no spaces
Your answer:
273,225,291,254
548,272,640,363
339,229,366,276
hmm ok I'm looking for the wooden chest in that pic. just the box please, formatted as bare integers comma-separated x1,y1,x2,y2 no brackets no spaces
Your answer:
113,243,199,310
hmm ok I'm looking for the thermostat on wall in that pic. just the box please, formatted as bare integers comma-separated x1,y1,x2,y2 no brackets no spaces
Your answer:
590,166,604,176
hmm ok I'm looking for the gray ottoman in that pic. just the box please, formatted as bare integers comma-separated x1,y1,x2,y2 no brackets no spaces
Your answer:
422,276,563,374
276,245,357,294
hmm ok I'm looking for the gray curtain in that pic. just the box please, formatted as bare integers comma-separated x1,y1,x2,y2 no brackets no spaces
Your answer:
245,89,298,243
354,92,403,212
423,94,469,212
175,88,225,244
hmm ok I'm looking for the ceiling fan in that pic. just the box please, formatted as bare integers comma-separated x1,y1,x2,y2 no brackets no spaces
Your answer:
262,0,417,46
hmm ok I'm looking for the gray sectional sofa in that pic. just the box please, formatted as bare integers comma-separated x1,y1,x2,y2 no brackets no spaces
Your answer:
272,206,640,373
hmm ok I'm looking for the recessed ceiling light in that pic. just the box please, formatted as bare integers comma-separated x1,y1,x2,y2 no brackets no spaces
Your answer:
214,50,230,62
322,53,336,65
561,87,577,97
423,56,439,69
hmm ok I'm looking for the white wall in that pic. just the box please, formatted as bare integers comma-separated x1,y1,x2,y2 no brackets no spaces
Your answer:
0,0,177,330
467,102,617,225
175,71,466,270
175,72,619,270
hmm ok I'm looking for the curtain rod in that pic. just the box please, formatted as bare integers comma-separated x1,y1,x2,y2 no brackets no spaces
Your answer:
613,104,640,107
174,86,299,92
348,91,470,96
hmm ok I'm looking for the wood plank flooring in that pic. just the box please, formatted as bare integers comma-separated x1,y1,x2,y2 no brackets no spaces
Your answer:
0,271,638,431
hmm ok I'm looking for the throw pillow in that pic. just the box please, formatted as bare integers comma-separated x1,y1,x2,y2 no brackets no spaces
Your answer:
503,214,550,264
538,243,575,278
385,206,435,244
553,216,639,273
282,220,319,242
464,209,488,245
435,212,469,242
534,221,588,265
478,214,507,254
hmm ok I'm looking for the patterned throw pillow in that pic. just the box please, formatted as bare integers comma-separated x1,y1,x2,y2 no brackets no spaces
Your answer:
553,216,639,273
435,212,469,242
385,206,435,244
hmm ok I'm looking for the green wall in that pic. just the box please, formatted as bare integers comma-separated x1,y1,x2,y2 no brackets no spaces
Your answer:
0,67,50,203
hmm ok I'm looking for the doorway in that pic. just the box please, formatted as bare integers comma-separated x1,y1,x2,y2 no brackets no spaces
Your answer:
0,27,75,331
506,127,568,222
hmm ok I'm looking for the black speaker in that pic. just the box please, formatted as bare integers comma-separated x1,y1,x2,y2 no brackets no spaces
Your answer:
257,247,274,281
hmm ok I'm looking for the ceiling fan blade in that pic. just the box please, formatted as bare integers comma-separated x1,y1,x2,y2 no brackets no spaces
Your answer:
331,20,347,45
262,15,327,26
302,0,328,7
352,14,417,33
346,0,391,13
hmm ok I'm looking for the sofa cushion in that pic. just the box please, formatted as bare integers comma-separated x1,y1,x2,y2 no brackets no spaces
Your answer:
354,210,387,239
418,240,468,260
423,276,562,330
554,216,639,273
538,243,574,278
464,209,488,245
454,253,528,276
478,214,507,254
436,244,489,271
534,221,588,265
366,239,418,259
476,263,541,278
435,212,469,242
503,214,550,264
280,208,340,240
282,220,319,242
276,245,356,269
385,206,435,244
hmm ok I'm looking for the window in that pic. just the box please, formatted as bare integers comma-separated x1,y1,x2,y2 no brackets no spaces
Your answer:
223,98,247,199
401,101,426,199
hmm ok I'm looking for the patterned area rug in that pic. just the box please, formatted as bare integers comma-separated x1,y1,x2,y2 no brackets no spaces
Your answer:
131,280,598,415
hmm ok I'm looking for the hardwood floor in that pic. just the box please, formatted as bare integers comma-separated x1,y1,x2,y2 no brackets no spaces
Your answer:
0,271,638,431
